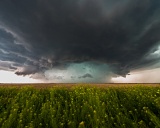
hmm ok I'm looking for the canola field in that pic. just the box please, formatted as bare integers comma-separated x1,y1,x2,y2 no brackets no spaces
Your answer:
0,85,160,128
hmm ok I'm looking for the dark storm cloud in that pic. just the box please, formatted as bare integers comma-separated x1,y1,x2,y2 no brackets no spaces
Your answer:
0,0,160,81
15,66,38,76
0,60,17,71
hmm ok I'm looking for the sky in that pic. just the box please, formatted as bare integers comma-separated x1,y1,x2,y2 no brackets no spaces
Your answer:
0,0,160,83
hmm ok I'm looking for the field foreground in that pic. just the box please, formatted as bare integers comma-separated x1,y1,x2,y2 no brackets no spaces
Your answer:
0,84,160,128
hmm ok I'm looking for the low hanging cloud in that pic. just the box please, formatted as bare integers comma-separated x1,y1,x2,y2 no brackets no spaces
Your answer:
44,62,112,83
78,73,93,79
15,66,38,76
0,0,160,82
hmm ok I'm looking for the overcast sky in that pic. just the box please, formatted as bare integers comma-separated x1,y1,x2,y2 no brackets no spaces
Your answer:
0,0,160,83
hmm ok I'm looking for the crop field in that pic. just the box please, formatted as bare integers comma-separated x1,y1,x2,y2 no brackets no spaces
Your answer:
0,84,160,128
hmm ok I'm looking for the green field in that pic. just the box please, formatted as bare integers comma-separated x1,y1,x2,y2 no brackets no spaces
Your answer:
0,85,160,128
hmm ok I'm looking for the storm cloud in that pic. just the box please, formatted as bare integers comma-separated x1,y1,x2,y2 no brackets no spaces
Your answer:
0,0,160,82
79,73,93,79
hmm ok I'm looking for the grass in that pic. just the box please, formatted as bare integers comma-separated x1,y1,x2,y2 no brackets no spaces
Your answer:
0,85,160,128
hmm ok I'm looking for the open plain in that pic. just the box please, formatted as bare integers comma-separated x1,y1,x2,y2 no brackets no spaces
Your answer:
0,83,160,128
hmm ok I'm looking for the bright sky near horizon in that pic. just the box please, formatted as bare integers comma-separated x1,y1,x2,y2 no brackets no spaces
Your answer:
0,70,41,83
1,68,160,83
112,68,160,83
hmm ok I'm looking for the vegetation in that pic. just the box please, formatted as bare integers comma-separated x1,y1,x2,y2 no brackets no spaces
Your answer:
0,85,160,128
